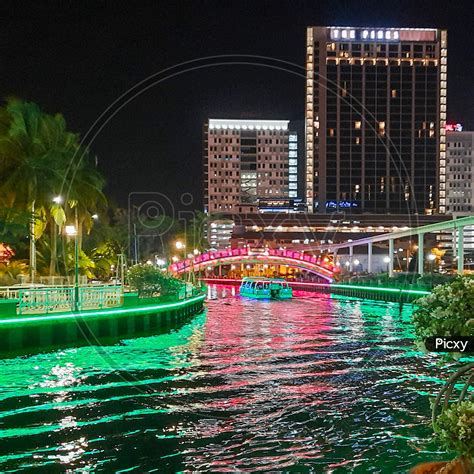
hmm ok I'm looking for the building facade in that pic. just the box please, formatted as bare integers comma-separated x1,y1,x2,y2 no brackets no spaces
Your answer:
203,119,300,214
305,27,447,214
446,130,474,214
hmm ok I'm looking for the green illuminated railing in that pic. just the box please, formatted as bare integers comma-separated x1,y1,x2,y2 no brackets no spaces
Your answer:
330,283,430,296
17,286,123,314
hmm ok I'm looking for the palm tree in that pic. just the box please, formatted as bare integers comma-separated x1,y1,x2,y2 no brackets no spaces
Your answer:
0,98,107,278
0,99,58,280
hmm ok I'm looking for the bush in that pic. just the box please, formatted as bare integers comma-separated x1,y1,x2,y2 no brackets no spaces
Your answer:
0,261,28,286
434,401,474,459
412,276,474,358
128,264,184,298
413,276,474,338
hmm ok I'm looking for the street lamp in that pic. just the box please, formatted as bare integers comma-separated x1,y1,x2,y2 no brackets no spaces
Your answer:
65,224,79,312
353,259,360,275
175,241,186,263
383,256,391,275
428,253,436,273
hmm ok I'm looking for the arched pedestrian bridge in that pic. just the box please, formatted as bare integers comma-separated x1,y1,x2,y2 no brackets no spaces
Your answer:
170,248,335,282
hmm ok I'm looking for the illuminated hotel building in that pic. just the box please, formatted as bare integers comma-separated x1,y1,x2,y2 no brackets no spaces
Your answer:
446,130,474,214
203,119,300,214
305,27,447,214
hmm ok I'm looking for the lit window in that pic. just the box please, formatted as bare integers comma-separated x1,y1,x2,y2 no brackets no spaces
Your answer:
350,30,355,39
370,31,375,39
391,89,397,98
362,30,369,39
329,128,335,137
393,31,399,39
385,31,391,40
379,121,385,136
377,30,384,39
341,30,348,39
355,121,361,129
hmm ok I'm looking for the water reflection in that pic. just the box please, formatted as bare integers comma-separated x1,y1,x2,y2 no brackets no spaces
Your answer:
0,286,450,472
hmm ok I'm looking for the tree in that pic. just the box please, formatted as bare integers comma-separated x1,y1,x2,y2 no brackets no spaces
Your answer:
128,263,184,298
0,98,107,277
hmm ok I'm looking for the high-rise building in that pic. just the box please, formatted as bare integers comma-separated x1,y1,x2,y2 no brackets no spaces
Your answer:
305,27,447,214
203,119,301,214
446,130,474,214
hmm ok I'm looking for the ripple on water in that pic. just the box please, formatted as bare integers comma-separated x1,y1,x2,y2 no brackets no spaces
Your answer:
0,287,451,472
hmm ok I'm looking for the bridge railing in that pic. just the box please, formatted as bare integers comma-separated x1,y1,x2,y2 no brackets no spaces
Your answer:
17,285,123,315
170,248,336,275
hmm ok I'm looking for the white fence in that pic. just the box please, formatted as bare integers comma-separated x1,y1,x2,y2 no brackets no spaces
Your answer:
15,285,123,314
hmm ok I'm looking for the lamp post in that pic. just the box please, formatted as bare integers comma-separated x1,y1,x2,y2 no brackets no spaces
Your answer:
65,223,79,312
383,256,391,275
353,259,360,276
344,260,350,281
428,253,436,274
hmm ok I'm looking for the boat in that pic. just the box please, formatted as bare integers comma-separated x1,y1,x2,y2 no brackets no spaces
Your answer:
239,277,293,300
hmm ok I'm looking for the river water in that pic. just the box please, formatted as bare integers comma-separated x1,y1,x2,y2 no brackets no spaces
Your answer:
0,285,451,472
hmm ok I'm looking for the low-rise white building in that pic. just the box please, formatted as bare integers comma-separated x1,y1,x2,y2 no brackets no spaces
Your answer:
446,130,474,214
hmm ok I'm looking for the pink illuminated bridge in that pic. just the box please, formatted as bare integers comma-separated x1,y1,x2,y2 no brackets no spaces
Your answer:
169,248,335,282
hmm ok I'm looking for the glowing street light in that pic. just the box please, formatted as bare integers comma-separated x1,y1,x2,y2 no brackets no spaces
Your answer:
383,256,391,263
193,248,200,255
53,195,63,204
175,241,185,250
91,214,99,220
65,225,77,236
172,256,179,263
427,253,436,274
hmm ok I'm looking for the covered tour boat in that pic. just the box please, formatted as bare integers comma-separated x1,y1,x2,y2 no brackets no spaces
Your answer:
239,277,293,300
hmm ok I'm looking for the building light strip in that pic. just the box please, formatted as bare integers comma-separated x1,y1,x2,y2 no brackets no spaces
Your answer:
209,119,289,131
306,27,314,212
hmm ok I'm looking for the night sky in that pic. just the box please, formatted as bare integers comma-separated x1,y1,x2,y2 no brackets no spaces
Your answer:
2,0,473,211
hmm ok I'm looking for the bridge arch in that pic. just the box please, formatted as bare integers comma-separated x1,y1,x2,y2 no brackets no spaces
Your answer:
170,248,335,282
